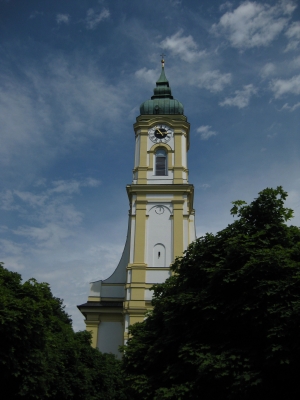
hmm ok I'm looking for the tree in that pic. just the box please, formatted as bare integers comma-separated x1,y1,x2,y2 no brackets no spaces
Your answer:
123,187,300,399
0,264,128,400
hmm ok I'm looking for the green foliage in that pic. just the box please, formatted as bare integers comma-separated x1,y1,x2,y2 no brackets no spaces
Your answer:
123,187,300,399
0,264,128,400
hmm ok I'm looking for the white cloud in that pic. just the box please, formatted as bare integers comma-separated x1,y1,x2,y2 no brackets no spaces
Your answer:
14,191,47,207
285,21,300,51
212,1,296,50
0,178,101,251
50,180,81,195
199,184,211,190
286,21,300,39
29,11,43,19
270,74,300,97
34,178,47,187
280,102,300,111
196,70,232,92
260,62,276,78
135,67,158,84
291,55,300,69
0,190,19,211
0,179,127,331
220,84,257,108
0,75,48,168
49,178,100,195
84,177,101,187
85,8,110,30
169,0,182,5
1,179,100,214
13,222,80,249
160,30,206,62
196,125,217,140
220,2,233,12
56,14,70,25
0,57,129,174
0,239,24,257
0,240,26,272
286,189,300,223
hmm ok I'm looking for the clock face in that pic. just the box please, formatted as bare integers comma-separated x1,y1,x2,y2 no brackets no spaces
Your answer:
148,124,173,144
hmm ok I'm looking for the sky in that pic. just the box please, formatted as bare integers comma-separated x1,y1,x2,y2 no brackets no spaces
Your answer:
0,0,299,331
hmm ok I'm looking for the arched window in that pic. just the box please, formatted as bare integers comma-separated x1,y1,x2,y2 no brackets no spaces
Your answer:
155,149,167,176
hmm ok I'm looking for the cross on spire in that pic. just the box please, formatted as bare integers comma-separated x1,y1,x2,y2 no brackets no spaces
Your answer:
160,53,166,68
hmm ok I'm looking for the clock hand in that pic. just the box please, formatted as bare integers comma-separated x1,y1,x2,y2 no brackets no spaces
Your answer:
156,128,166,136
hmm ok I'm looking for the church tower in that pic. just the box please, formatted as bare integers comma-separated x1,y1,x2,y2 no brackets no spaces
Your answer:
78,58,196,357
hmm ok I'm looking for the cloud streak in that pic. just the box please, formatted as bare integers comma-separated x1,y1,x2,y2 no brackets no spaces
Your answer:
196,125,217,140
160,30,206,62
285,21,300,51
135,67,158,84
56,14,70,24
220,84,257,108
0,178,101,249
280,102,300,111
212,1,296,50
260,62,276,79
0,56,129,176
270,75,300,98
85,8,110,30
196,70,232,92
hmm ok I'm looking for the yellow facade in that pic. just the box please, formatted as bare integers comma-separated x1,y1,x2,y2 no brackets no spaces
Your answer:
78,61,196,356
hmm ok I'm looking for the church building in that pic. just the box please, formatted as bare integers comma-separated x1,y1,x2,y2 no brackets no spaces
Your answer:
78,58,196,357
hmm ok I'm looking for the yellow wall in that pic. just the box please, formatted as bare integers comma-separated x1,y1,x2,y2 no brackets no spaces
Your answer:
82,114,195,351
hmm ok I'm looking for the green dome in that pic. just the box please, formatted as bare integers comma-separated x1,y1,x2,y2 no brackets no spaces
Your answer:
139,62,184,115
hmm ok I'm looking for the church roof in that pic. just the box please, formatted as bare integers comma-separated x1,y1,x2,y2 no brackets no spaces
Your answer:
139,58,184,115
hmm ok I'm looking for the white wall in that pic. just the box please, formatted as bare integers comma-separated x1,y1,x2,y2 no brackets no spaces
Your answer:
146,269,171,283
146,204,172,268
97,321,124,358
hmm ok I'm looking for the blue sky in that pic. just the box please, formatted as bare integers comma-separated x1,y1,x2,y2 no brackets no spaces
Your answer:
1,0,299,330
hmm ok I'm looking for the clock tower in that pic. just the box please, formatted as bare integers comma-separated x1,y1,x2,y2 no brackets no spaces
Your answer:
78,59,196,357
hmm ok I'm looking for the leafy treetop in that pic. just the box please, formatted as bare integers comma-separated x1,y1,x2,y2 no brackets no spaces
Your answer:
0,263,129,400
123,187,300,400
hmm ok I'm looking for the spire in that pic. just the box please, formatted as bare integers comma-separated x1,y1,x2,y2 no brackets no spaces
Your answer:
139,57,184,115
156,55,169,86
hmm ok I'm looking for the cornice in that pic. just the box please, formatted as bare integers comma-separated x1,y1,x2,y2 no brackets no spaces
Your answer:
126,183,194,194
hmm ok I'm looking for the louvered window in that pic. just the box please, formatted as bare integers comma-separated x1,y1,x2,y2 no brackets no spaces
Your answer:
155,149,167,176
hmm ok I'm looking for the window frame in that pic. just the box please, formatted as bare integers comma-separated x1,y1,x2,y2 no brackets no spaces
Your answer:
155,148,167,176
